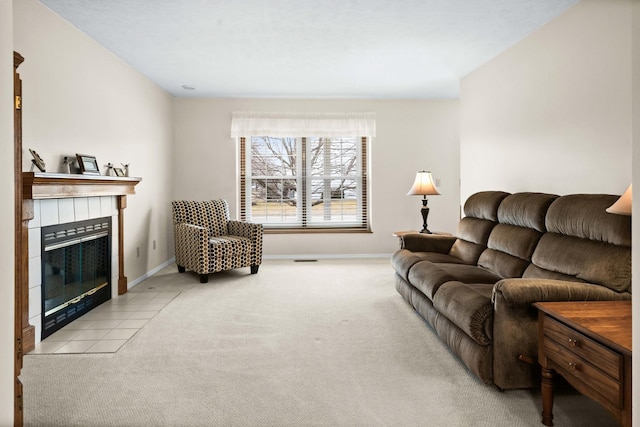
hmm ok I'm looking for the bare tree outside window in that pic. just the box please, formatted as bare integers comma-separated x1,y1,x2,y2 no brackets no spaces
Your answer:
245,136,366,228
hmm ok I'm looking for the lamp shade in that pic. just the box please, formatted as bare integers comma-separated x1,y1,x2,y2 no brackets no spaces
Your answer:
606,184,632,216
407,171,441,196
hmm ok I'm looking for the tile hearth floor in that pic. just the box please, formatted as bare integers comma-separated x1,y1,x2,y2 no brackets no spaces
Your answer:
29,290,180,355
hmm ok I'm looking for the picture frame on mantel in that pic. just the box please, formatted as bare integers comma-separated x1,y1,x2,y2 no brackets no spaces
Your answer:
76,154,100,175
114,167,125,177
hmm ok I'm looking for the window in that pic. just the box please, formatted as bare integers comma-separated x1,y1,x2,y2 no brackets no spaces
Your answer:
240,136,369,231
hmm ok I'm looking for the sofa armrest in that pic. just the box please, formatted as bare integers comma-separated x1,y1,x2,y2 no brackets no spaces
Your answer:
492,278,630,308
173,223,209,273
491,278,629,389
401,233,456,253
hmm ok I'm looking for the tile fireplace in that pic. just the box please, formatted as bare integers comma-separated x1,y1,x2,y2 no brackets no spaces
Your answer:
28,196,119,343
22,172,141,346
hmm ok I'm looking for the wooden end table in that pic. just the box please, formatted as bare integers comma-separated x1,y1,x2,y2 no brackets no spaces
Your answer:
534,301,632,427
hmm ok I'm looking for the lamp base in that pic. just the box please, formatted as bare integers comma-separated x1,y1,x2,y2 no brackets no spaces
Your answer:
419,197,431,234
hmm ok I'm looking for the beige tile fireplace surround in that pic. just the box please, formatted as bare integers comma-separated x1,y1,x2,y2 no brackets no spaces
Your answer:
21,172,141,348
27,195,120,345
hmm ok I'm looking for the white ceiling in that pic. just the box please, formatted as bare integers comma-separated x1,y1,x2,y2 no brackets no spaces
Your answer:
39,0,579,99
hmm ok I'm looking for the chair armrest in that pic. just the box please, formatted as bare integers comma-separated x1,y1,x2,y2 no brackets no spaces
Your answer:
175,223,208,244
227,221,264,266
173,223,209,272
228,220,263,242
492,278,630,308
401,233,456,253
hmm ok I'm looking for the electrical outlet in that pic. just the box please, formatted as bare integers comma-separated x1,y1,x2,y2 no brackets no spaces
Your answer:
435,178,442,187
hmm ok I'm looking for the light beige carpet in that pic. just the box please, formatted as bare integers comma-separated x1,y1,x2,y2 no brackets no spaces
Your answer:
22,259,616,426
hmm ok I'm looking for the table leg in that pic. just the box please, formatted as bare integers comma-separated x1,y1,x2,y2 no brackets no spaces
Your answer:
541,367,554,426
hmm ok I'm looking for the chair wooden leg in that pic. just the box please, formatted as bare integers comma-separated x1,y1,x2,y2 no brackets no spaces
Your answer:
199,274,208,283
177,265,185,273
250,265,259,274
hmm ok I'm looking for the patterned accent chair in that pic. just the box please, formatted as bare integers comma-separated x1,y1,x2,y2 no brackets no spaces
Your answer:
172,200,264,283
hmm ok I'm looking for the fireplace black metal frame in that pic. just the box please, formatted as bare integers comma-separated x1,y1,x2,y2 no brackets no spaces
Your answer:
40,216,112,339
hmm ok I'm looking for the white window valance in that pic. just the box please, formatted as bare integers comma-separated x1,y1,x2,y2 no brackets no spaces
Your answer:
230,112,376,138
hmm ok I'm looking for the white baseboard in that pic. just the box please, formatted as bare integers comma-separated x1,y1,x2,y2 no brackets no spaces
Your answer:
128,258,176,289
129,255,391,287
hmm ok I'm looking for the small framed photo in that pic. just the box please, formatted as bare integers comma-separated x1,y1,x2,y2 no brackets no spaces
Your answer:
113,167,125,177
76,154,100,175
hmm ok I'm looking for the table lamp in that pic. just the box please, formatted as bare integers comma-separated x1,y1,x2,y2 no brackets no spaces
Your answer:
407,170,441,233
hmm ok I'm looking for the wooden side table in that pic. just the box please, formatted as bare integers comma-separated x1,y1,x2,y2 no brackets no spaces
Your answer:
534,301,632,427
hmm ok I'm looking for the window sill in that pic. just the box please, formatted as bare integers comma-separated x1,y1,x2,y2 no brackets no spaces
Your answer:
264,227,372,234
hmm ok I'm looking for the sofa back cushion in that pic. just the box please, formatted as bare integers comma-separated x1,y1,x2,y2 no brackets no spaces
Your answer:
478,193,558,278
449,191,510,264
172,200,230,237
524,194,632,292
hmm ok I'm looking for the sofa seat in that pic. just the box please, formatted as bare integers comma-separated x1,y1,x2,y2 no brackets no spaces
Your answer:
411,252,468,264
407,261,502,300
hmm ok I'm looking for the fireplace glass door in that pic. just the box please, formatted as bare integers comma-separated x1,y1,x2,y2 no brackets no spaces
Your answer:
41,217,112,338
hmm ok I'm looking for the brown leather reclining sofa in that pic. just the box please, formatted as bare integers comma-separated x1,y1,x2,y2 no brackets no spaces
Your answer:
391,191,631,389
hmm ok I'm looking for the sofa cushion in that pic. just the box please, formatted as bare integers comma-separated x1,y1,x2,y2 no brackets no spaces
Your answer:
433,282,494,345
436,264,503,285
408,261,502,300
487,224,543,261
522,264,586,283
530,194,633,292
411,252,468,264
447,192,510,265
546,194,631,247
449,218,496,264
464,191,510,221
391,249,427,282
531,233,631,292
475,192,557,279
407,261,457,300
497,192,558,232
477,224,542,278
477,249,529,279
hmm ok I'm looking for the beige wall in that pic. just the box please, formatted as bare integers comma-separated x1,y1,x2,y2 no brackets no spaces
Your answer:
13,0,175,285
1,0,14,423
460,0,632,201
173,98,460,256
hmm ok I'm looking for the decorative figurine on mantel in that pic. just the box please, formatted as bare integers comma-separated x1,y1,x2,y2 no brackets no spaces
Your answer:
62,156,74,174
104,162,114,176
29,148,46,172
121,163,130,177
